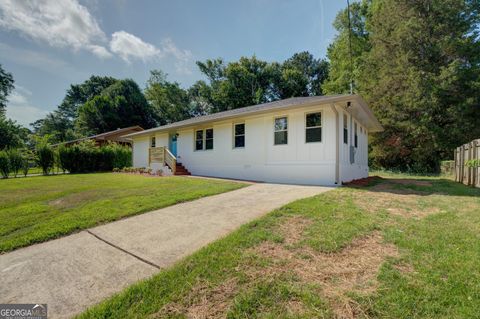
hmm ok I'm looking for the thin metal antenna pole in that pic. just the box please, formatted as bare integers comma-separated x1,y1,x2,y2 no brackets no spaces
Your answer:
347,0,354,94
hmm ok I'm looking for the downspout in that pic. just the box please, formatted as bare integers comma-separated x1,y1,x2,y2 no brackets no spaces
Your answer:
329,104,340,184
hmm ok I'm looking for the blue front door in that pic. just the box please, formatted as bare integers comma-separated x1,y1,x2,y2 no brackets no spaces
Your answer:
169,135,177,157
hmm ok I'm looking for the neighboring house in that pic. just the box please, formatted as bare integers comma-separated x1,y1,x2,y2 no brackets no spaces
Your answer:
123,95,383,185
53,126,144,147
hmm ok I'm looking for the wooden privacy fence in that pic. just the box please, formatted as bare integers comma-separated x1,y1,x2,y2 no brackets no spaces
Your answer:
454,139,480,188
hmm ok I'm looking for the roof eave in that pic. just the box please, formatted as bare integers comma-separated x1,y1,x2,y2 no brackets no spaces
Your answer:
123,95,359,138
353,94,384,132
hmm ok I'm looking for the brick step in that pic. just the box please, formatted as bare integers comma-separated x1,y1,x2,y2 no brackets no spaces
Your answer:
174,163,191,176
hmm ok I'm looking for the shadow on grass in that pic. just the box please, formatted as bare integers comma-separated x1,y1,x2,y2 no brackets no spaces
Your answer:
345,176,480,198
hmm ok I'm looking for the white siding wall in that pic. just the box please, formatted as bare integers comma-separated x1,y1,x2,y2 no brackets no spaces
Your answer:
339,111,369,183
132,136,149,168
176,104,337,185
131,103,370,185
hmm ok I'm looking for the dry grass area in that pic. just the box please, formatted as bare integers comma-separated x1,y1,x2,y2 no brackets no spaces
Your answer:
80,174,480,319
156,215,397,319
252,223,398,318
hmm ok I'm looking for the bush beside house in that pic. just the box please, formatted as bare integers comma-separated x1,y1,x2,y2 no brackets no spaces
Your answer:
58,141,132,173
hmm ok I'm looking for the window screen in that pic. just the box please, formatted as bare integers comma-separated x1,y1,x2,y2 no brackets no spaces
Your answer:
274,117,288,145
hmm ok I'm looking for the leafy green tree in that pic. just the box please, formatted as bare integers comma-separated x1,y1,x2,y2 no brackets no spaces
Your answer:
360,0,480,172
58,76,118,121
0,151,9,178
35,139,55,175
76,79,156,134
33,76,118,141
196,53,329,112
0,116,29,150
145,70,192,125
196,56,272,111
327,0,480,172
281,52,329,96
188,80,214,116
323,1,370,94
7,148,23,177
31,112,79,143
0,64,14,116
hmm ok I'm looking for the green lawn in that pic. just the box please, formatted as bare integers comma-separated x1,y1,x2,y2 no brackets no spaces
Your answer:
0,173,245,253
78,173,480,319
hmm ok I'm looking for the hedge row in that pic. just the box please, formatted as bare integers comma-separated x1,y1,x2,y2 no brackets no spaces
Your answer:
0,149,32,178
58,141,132,173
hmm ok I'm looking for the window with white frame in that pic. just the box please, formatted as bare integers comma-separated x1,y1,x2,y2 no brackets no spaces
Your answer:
205,128,214,150
305,112,322,143
195,130,203,150
195,128,214,150
343,114,348,144
150,136,156,148
234,123,245,148
274,117,288,145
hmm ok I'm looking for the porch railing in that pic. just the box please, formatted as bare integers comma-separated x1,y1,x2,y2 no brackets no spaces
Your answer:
165,148,177,175
149,146,176,174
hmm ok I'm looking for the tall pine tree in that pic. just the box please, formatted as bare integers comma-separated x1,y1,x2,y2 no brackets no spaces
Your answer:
327,0,480,172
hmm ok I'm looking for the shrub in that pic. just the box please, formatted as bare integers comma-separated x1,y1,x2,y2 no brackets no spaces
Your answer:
36,142,55,175
58,141,132,173
0,151,9,178
7,149,23,177
440,160,455,175
22,157,30,177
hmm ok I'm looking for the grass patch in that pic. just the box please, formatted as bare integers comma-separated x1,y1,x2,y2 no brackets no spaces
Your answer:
0,173,245,252
78,172,480,318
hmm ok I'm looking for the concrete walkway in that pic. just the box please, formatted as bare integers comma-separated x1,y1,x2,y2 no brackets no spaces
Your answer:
0,182,333,318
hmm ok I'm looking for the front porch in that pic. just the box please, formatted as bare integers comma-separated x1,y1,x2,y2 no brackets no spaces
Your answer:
149,146,191,176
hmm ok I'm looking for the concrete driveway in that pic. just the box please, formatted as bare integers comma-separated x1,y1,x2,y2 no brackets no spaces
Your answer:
0,182,333,318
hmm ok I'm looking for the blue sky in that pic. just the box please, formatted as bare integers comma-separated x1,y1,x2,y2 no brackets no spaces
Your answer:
0,0,347,127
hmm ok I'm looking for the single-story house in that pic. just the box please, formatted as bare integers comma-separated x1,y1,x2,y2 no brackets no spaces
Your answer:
53,126,144,147
123,94,383,185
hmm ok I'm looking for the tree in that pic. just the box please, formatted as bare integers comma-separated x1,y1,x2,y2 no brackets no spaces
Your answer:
35,138,55,175
7,148,23,177
323,1,370,95
360,0,480,172
0,64,14,116
33,76,118,141
188,80,214,116
327,0,480,172
195,53,329,113
0,116,29,150
31,112,79,143
76,79,156,134
58,76,118,121
281,52,329,96
145,70,192,125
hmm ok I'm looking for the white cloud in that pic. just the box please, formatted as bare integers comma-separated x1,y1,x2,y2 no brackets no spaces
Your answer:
0,0,192,69
110,31,162,63
87,44,113,59
109,32,193,72
161,38,193,74
6,87,48,127
0,0,110,58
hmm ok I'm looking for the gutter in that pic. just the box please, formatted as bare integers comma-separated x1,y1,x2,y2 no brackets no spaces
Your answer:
329,104,340,184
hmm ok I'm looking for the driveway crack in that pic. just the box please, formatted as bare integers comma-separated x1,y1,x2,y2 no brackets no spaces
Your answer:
86,230,160,269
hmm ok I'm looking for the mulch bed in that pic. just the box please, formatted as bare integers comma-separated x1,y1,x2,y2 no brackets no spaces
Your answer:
343,176,383,187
